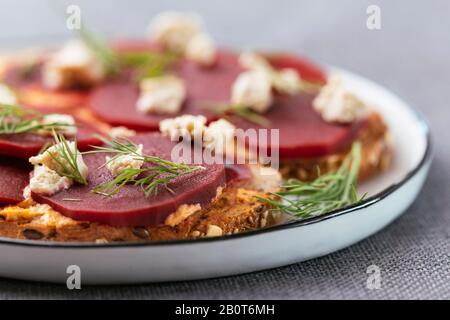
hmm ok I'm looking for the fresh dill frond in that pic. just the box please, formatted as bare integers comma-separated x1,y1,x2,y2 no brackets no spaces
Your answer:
202,102,271,127
87,137,204,197
0,104,75,135
47,132,88,185
79,24,120,76
257,142,365,218
120,51,179,81
78,25,178,80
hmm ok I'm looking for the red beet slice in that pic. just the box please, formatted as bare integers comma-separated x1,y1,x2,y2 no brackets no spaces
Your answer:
225,164,253,187
3,62,89,110
267,53,327,84
89,45,360,158
111,38,162,53
0,123,102,159
0,157,31,205
88,50,243,130
231,93,365,158
31,133,226,227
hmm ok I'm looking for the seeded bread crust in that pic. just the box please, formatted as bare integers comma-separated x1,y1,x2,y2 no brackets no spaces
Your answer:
279,112,392,181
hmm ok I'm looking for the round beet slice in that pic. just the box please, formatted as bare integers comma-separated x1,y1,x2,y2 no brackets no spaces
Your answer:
0,123,102,159
3,62,89,110
31,133,226,227
88,50,243,130
0,157,31,205
267,53,327,84
231,93,365,158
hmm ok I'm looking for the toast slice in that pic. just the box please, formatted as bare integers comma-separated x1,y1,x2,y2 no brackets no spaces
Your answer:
279,112,392,181
0,166,281,242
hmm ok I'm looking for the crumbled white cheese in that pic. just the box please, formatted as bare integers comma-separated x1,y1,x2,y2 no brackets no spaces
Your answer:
29,165,73,196
136,75,186,115
313,75,367,123
29,141,89,181
37,114,77,136
231,70,273,113
249,165,282,193
272,68,302,95
203,119,235,153
148,11,203,53
106,144,144,177
239,52,303,96
185,33,217,66
238,51,272,72
159,114,207,142
0,83,17,105
109,126,136,139
43,39,106,90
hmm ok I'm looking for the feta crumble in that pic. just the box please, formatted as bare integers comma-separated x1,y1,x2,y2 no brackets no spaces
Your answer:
238,52,303,96
0,83,17,105
238,51,272,72
106,144,144,177
231,70,273,113
185,33,217,66
272,68,303,95
37,114,77,136
148,11,203,53
109,126,136,139
136,75,186,115
43,40,106,90
29,141,89,181
159,114,207,141
203,119,235,153
29,165,73,196
313,75,367,123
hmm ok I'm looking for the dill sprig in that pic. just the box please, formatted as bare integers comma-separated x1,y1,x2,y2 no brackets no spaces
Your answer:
79,24,121,76
120,51,179,81
0,104,75,135
85,137,204,197
46,132,88,185
257,143,366,218
78,26,178,80
202,102,271,127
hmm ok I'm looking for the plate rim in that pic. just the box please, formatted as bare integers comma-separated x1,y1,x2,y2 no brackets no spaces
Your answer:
0,74,433,249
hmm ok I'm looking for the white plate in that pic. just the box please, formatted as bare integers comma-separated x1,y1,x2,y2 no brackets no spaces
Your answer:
0,68,432,284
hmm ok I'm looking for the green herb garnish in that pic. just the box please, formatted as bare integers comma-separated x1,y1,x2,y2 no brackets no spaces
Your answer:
79,24,121,76
78,25,178,80
0,104,75,135
85,137,204,197
120,51,179,81
257,143,365,218
202,102,271,127
46,132,88,185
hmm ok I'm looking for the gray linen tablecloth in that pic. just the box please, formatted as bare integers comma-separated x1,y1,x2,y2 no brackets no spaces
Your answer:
0,0,449,299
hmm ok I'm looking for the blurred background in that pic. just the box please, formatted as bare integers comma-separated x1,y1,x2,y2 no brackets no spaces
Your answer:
0,0,449,121
1,0,446,172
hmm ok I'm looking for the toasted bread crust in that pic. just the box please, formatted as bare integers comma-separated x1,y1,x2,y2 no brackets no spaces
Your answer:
279,112,392,181
0,187,276,242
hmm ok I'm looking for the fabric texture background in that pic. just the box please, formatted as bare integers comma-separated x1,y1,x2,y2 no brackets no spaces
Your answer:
0,0,449,300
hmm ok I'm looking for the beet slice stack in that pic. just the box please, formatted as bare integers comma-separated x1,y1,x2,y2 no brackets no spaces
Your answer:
88,48,363,158
88,50,243,130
